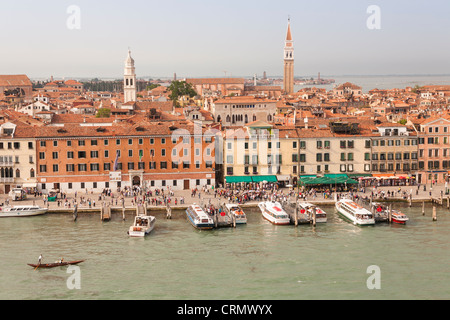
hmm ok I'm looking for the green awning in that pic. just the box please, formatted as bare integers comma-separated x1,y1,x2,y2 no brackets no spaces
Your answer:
324,174,349,178
251,175,277,183
226,176,253,183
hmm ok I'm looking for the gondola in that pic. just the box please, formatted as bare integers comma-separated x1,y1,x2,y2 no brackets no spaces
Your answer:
27,260,85,269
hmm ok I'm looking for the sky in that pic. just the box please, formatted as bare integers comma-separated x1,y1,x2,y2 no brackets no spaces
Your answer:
1,0,449,79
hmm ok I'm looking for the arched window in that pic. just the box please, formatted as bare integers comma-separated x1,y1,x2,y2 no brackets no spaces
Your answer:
15,169,20,178
126,79,129,86
30,168,35,178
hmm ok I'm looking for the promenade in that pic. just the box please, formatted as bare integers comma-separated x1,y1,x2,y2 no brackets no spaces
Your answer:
1,183,449,214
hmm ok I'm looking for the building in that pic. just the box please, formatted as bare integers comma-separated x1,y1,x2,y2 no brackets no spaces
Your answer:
416,116,450,184
222,121,298,186
186,78,245,97
0,74,33,103
369,123,419,177
34,118,216,192
211,96,277,127
0,112,41,194
124,50,137,103
283,19,294,95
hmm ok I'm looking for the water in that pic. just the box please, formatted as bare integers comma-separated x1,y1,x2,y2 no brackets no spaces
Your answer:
0,204,448,300
295,74,450,93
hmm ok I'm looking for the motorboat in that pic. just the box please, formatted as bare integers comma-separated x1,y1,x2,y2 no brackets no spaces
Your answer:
128,215,156,237
335,198,375,226
0,205,48,218
225,204,247,224
186,204,214,230
258,201,290,225
298,202,327,223
372,202,409,224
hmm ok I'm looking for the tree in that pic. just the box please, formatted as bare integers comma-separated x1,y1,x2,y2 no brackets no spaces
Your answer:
167,81,197,106
96,108,111,118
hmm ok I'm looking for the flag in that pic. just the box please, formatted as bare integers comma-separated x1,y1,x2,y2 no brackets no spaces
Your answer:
139,150,143,162
113,150,119,171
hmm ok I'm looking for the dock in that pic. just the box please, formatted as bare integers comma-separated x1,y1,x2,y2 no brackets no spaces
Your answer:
283,202,311,225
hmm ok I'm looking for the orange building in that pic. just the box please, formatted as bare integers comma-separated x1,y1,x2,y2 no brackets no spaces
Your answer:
35,118,216,192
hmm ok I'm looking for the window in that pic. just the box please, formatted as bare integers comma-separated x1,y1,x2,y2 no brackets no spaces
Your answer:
14,142,20,149
104,163,111,171
128,162,134,170
160,162,167,169
67,141,72,147
67,151,74,159
40,141,46,147
52,152,58,159
90,163,99,171
340,141,346,148
78,151,86,158
91,140,98,146
91,151,99,158
39,165,47,173
78,164,87,171
66,164,75,172
78,140,85,146
39,152,45,160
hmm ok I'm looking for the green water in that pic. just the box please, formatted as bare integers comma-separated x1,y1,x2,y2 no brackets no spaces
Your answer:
0,204,448,300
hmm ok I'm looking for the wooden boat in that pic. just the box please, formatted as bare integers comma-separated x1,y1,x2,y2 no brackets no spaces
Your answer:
28,260,85,269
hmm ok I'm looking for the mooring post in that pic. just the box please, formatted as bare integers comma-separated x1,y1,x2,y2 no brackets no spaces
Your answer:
312,206,316,227
389,204,392,224
409,194,412,207
433,206,437,221
447,196,449,210
422,201,425,216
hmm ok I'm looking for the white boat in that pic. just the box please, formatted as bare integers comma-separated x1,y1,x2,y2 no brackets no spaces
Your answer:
335,198,375,226
258,201,290,225
298,202,327,223
0,205,47,218
225,204,247,224
186,204,214,230
128,215,156,237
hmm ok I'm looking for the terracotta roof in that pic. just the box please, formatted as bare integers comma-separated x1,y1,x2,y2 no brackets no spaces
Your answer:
0,75,32,87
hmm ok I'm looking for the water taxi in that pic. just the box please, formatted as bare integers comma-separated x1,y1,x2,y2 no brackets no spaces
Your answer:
258,201,290,225
225,204,247,224
128,215,156,237
298,202,327,223
335,198,375,226
186,204,214,230
0,205,48,218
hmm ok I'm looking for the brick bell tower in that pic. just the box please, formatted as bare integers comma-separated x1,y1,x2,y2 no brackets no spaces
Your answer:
283,18,294,95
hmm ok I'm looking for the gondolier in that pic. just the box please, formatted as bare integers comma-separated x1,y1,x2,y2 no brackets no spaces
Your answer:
38,254,43,264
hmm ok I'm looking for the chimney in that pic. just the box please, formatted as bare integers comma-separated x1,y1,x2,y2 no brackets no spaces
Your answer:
304,117,308,129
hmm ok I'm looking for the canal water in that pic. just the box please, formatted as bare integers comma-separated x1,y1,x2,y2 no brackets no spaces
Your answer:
0,203,448,300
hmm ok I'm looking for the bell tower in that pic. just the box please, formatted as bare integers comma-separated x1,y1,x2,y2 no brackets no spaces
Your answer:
283,18,294,95
124,50,137,103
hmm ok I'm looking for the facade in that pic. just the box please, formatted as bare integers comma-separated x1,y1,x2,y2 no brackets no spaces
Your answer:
370,124,419,177
0,121,38,194
124,50,137,104
34,120,216,193
186,78,245,97
283,20,294,95
416,116,450,184
211,96,277,127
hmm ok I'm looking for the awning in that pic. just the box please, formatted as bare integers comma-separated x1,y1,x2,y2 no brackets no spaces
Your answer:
252,175,277,183
225,176,253,183
324,174,349,178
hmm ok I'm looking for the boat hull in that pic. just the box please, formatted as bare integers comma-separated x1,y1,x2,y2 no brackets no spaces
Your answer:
258,203,291,225
128,225,154,237
0,208,47,218
335,205,375,226
186,210,214,230
28,260,84,269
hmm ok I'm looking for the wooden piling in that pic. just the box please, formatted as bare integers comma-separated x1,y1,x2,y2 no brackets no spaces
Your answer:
312,206,316,227
422,201,425,216
388,204,392,224
294,203,298,227
447,196,449,210
433,206,437,221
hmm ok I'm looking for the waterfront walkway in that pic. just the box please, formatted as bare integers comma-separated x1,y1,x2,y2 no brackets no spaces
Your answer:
1,183,449,215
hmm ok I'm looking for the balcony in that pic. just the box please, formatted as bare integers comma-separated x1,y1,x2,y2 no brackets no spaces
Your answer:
0,178,14,183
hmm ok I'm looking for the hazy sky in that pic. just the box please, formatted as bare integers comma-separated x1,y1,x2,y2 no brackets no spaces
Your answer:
1,0,449,79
